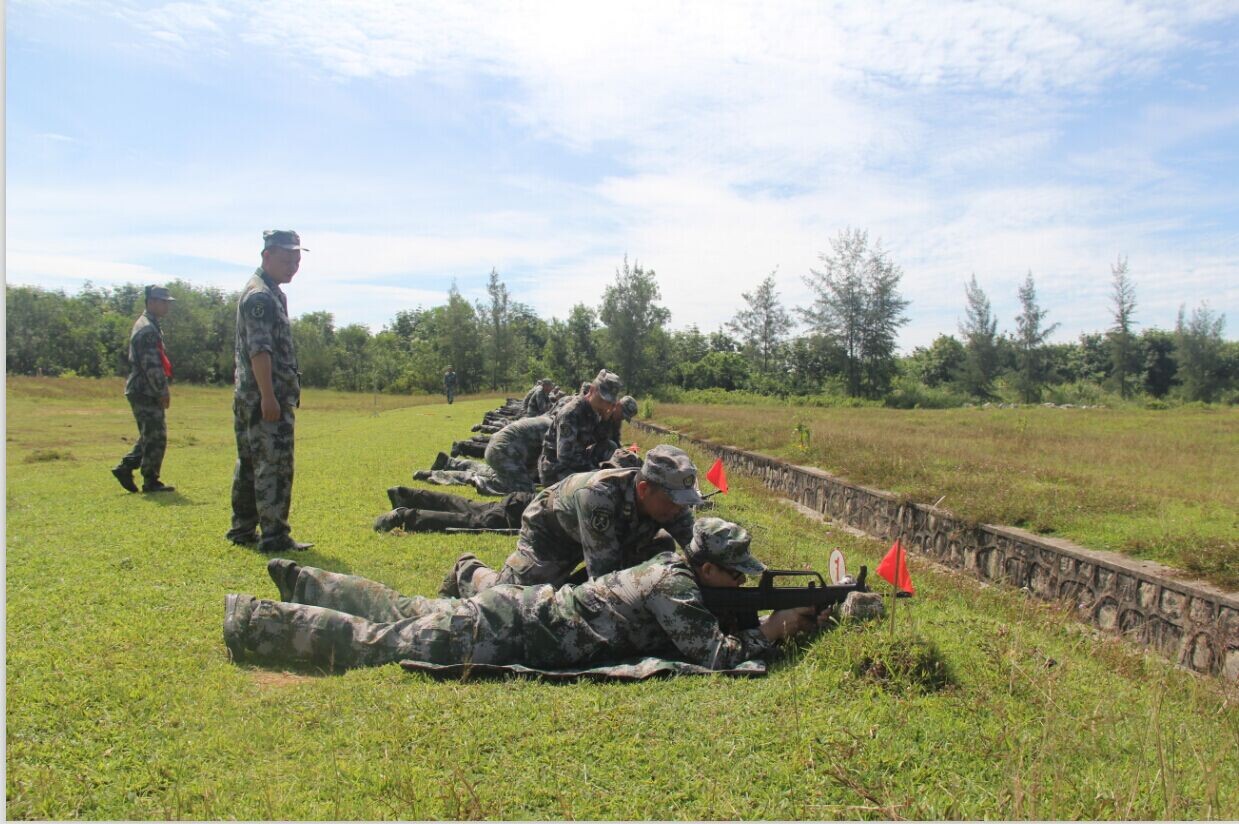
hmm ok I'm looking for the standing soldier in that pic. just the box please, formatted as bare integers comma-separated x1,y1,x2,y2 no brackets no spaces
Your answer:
443,366,458,404
226,230,313,553
111,285,177,493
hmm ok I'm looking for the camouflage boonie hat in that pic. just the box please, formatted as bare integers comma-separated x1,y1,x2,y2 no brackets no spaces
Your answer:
591,369,623,403
619,395,638,421
263,229,309,251
144,285,176,301
640,444,704,506
687,517,765,575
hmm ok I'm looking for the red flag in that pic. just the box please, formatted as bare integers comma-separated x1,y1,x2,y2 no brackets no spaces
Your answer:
156,340,173,379
629,443,641,454
876,539,915,594
705,458,728,493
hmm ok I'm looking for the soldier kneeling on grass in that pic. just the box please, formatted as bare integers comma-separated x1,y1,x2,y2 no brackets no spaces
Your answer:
224,519,825,671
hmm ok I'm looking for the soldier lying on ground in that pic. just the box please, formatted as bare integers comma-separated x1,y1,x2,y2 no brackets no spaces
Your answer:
412,453,506,495
443,443,698,598
375,487,536,533
450,436,489,459
376,448,642,534
223,518,821,671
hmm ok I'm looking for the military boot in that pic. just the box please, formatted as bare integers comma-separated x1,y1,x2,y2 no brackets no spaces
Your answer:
373,508,415,533
111,466,139,493
223,594,257,662
431,451,450,471
142,478,176,493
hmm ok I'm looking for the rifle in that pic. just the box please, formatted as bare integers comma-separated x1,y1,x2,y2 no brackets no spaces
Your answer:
700,566,869,631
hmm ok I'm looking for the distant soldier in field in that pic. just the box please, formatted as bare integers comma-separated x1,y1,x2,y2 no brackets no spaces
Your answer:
538,370,623,486
226,230,313,554
443,367,458,404
520,378,554,417
224,518,820,671
111,285,177,494
445,443,701,598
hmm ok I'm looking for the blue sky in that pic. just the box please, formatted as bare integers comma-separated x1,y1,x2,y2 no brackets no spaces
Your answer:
6,0,1238,350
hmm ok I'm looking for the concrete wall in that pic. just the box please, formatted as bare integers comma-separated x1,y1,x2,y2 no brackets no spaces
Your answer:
633,420,1238,681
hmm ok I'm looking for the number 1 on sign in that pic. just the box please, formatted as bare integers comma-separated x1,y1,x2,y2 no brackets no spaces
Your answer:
828,549,847,584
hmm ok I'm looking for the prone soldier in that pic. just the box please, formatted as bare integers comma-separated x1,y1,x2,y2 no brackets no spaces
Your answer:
224,518,820,671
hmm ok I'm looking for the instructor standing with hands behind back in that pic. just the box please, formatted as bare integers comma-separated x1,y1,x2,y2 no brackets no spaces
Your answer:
226,230,313,554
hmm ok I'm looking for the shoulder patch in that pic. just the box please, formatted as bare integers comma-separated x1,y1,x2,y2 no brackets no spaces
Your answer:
250,301,266,320
589,507,613,533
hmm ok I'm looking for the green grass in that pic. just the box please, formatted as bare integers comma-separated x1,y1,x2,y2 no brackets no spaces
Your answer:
7,377,1238,819
652,401,1239,588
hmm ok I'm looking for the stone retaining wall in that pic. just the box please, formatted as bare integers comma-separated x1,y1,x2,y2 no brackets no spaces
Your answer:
633,419,1238,681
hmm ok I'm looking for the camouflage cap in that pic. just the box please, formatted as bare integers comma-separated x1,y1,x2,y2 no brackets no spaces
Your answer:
687,517,765,575
591,369,623,403
639,444,704,506
540,377,553,385
262,229,309,252
144,285,176,301
619,395,638,421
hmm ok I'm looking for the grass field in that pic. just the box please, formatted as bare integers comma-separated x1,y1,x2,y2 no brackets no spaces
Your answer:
653,401,1239,589
6,377,1238,819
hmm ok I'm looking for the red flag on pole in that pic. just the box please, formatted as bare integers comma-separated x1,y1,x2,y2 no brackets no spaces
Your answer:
629,443,641,455
705,458,728,493
876,539,915,594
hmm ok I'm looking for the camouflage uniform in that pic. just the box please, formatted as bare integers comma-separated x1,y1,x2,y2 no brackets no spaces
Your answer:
484,414,550,493
521,383,552,417
225,551,773,671
444,370,457,404
117,309,171,483
538,393,618,485
377,488,534,532
421,455,505,495
456,447,701,597
228,267,301,550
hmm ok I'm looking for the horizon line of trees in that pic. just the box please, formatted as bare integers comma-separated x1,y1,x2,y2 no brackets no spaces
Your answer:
7,230,1237,406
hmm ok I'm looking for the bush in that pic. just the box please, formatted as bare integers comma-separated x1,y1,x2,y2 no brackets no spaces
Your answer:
883,376,968,409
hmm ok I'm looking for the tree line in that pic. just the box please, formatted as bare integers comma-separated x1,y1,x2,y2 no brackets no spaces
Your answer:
7,229,1236,406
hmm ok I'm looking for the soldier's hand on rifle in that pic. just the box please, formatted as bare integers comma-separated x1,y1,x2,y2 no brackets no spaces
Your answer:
160,395,171,410
760,606,818,642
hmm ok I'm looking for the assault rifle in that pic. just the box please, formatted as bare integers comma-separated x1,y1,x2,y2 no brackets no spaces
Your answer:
700,566,869,631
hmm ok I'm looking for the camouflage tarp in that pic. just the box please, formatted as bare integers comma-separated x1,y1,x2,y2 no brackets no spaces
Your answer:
399,655,767,682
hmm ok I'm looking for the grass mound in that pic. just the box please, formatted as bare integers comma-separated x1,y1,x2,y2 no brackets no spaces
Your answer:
853,635,955,694
24,448,73,463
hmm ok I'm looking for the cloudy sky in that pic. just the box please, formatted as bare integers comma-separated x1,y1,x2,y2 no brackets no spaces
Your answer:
6,0,1238,349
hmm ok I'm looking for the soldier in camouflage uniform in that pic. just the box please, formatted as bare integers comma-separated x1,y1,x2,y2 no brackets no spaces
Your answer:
374,487,535,533
443,367,458,404
520,378,554,417
538,369,623,486
447,443,701,598
112,285,177,493
226,230,313,554
603,394,639,448
484,413,550,493
413,453,506,495
223,518,822,671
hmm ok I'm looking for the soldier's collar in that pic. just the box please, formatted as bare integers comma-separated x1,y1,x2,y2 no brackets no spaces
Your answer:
255,267,283,292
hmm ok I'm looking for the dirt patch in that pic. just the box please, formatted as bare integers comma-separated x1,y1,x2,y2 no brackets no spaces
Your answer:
251,670,315,688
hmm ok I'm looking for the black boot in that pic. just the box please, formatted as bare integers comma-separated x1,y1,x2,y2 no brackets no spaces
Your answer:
431,451,450,471
111,466,138,493
142,478,176,493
